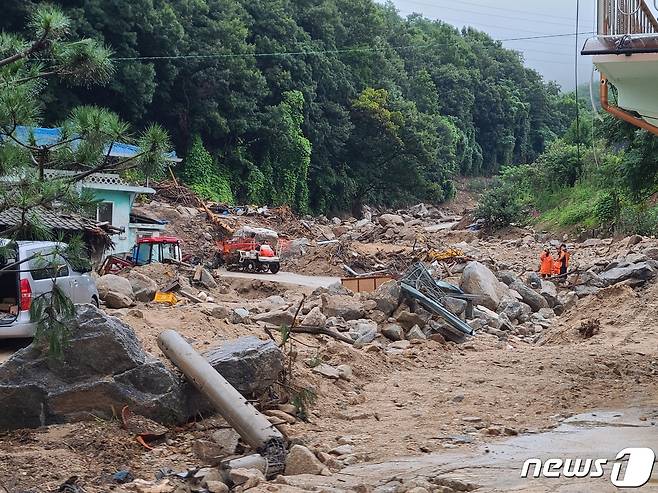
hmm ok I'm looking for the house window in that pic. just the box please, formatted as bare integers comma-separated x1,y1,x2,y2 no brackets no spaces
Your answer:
96,202,114,224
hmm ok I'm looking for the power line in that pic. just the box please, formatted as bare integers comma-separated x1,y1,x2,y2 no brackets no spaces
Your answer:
401,0,594,29
402,0,590,22
107,32,594,62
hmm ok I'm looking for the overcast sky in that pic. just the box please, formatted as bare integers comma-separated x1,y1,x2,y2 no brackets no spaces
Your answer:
379,0,598,90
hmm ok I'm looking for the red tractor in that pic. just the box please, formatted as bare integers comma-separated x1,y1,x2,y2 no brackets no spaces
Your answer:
213,236,281,274
99,236,183,275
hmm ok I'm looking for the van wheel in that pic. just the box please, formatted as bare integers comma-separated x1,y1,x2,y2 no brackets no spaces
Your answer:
92,296,100,308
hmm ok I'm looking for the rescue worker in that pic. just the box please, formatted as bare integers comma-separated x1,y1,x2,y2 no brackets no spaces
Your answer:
552,246,561,276
539,248,553,278
557,244,570,277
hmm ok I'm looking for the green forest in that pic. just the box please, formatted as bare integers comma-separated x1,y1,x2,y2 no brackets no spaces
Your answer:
2,0,578,214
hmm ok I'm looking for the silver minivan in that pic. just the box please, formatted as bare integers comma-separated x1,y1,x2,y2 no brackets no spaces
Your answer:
0,240,99,338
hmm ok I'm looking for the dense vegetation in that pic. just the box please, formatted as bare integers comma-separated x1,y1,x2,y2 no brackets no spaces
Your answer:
1,0,576,213
475,102,658,236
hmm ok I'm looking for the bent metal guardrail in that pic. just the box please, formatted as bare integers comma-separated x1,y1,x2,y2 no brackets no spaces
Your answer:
598,0,658,35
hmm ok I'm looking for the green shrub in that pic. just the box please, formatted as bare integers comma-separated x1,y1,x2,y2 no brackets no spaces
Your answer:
617,204,658,236
594,192,620,225
475,181,526,229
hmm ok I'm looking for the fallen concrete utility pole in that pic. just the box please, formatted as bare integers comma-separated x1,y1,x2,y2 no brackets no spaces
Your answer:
158,330,286,476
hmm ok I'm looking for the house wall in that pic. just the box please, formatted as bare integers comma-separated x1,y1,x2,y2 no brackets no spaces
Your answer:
87,189,134,255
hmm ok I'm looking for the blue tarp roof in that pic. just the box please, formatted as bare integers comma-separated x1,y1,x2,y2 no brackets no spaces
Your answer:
10,126,179,161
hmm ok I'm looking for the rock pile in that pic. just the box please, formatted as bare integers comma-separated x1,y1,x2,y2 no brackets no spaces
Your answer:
0,306,284,431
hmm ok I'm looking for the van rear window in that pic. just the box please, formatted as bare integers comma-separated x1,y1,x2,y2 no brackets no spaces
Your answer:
29,255,70,280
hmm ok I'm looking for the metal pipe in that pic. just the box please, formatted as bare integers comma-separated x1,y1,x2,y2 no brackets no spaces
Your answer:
400,283,474,336
157,330,284,449
599,74,658,136
222,454,267,474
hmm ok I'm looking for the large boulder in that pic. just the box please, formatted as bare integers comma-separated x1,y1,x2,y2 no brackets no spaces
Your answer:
0,305,185,430
202,336,283,397
97,274,135,308
0,307,285,431
128,271,158,302
378,214,405,227
460,261,509,310
510,281,548,312
321,294,364,320
370,281,401,316
599,261,657,285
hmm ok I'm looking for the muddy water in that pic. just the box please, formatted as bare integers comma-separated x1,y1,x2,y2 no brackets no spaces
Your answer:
285,408,658,492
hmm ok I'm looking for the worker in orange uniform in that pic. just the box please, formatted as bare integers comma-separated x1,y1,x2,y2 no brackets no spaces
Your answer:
555,244,570,279
539,248,553,278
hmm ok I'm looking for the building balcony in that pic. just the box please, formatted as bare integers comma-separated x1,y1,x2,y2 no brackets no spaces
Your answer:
582,0,658,132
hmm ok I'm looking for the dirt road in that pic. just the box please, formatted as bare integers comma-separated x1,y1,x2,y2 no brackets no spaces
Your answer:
218,269,340,288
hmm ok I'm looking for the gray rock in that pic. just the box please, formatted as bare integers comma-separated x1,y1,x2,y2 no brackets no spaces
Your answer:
642,246,658,260
539,280,558,308
498,299,531,323
496,270,519,286
302,306,327,327
443,297,467,316
407,325,427,341
211,305,230,319
97,274,135,308
525,272,542,289
558,291,578,311
510,281,548,312
202,336,283,397
460,261,510,310
348,320,378,346
103,291,134,309
0,305,185,430
199,268,218,290
321,294,364,321
395,310,427,330
251,307,295,326
229,307,251,323
381,323,404,341
626,234,643,247
312,363,340,379
579,270,607,287
285,444,325,475
371,281,401,316
128,271,158,303
574,285,601,298
599,261,657,285
538,307,555,319
378,214,405,227
474,305,511,330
